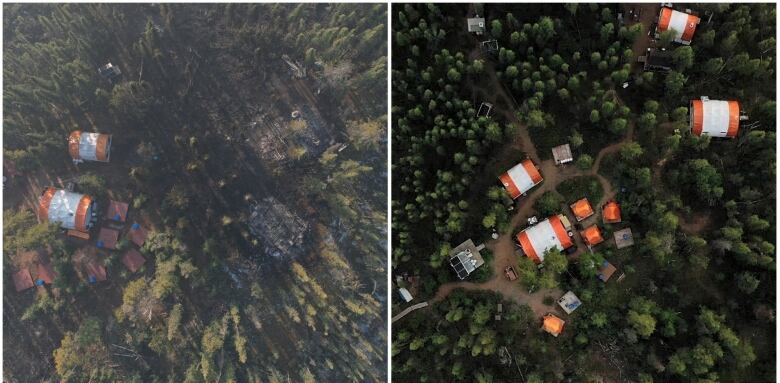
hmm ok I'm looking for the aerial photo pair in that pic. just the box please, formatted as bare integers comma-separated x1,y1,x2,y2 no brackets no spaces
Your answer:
2,2,777,383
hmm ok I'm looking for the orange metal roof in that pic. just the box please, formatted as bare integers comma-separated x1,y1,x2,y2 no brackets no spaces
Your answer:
549,215,574,249
499,172,521,199
95,134,110,161
570,198,594,221
602,201,622,223
581,225,604,246
68,131,81,160
74,195,93,232
516,231,540,263
543,314,565,336
37,187,57,223
521,159,543,184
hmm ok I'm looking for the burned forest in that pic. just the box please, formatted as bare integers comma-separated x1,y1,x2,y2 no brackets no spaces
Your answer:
3,3,387,382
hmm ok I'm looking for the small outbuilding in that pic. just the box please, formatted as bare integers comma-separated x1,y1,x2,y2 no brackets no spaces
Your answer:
638,48,673,72
598,260,617,282
602,201,622,223
128,223,148,247
398,287,413,303
581,225,605,247
552,144,573,165
467,16,486,35
449,239,485,280
98,62,122,80
105,200,129,222
69,130,112,163
121,249,147,273
85,262,107,283
558,291,582,314
36,263,57,285
570,198,594,222
542,314,565,337
97,228,120,250
614,228,635,249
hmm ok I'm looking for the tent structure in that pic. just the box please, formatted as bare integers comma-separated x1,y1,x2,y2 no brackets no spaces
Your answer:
38,187,95,232
558,291,582,314
36,263,57,285
128,223,148,246
581,225,605,246
121,249,147,272
598,260,617,282
105,200,129,222
499,159,543,199
542,314,565,337
570,198,594,222
13,269,34,292
602,201,622,223
97,228,119,249
516,214,574,263
85,262,107,283
614,228,635,249
657,7,700,45
690,97,743,138
69,130,112,163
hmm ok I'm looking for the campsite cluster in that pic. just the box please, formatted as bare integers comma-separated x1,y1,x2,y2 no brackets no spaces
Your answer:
392,2,773,381
11,67,153,293
396,2,747,339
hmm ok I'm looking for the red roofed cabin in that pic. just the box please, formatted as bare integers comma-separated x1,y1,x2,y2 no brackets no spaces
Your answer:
657,7,700,45
516,214,574,263
499,159,543,199
690,97,746,138
69,130,112,163
602,201,622,223
38,187,96,232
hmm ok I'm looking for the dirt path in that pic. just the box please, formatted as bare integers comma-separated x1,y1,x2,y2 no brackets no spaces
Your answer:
679,213,712,235
624,3,661,71
420,39,645,318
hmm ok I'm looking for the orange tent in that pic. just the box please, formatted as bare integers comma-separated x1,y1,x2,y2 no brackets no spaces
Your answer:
581,225,604,246
602,201,621,223
570,198,594,221
542,314,565,337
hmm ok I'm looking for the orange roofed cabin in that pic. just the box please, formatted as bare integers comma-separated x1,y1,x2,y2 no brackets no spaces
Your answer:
499,159,543,199
657,7,700,45
570,198,594,222
580,225,605,247
542,314,565,337
602,201,622,223
690,97,743,138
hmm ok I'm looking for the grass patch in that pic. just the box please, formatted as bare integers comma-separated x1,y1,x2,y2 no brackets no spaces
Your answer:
557,175,604,205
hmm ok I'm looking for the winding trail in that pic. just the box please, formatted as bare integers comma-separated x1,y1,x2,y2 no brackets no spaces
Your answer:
412,13,655,318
